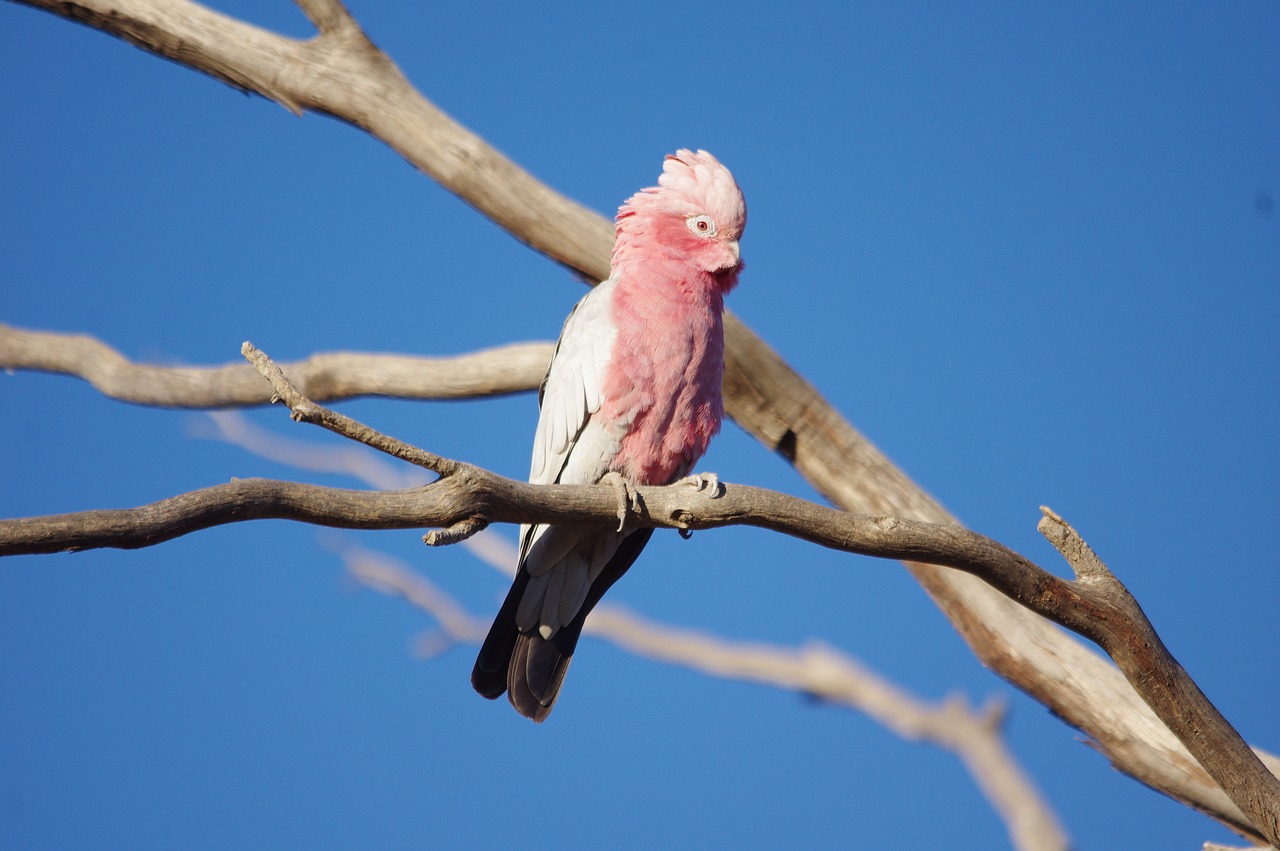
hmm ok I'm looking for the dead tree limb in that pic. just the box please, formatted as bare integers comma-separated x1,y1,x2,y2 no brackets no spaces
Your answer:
7,0,1280,843
342,542,1070,851
0,322,551,406
2,343,1277,846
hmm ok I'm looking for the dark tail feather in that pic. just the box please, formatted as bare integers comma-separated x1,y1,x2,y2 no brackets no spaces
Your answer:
471,568,529,700
507,625,581,722
472,528,654,722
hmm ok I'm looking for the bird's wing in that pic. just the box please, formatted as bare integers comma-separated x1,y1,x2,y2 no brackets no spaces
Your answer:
528,277,620,489
473,279,625,703
515,278,627,635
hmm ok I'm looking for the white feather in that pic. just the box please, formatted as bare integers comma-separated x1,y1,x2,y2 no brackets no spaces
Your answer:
516,278,625,636
528,277,619,487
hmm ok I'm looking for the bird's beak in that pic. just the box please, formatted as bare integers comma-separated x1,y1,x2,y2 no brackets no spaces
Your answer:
713,240,741,276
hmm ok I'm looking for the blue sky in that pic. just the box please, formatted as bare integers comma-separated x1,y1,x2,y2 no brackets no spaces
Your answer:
2,2,1277,848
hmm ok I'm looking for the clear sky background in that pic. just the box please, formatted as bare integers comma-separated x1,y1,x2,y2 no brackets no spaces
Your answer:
2,2,1277,849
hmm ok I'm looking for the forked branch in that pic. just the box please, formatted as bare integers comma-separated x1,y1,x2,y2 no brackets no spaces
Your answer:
7,0,1279,843
2,344,1276,846
342,543,1069,851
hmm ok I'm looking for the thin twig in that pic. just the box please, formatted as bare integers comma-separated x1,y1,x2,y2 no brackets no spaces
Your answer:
4,363,1277,846
422,516,489,546
1038,509,1280,846
9,1,1280,840
241,341,459,476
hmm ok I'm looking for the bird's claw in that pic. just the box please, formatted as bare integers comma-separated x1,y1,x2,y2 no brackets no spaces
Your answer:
679,471,723,498
601,472,637,532
676,473,722,541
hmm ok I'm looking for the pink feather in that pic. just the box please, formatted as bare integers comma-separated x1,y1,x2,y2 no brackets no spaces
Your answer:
472,150,746,721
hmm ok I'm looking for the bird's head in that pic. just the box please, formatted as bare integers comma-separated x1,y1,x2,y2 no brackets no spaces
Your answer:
614,150,746,287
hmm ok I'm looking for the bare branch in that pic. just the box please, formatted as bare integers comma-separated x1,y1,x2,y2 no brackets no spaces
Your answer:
1038,510,1280,847
422,516,489,547
240,341,460,476
2,461,991,560
0,322,551,406
0,478,424,554
9,1,1280,841
338,542,490,647
339,543,1070,851
14,0,613,267
2,371,1276,846
192,410,430,488
292,0,357,36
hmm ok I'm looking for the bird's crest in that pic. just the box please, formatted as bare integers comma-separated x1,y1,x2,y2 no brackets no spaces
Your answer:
617,149,746,238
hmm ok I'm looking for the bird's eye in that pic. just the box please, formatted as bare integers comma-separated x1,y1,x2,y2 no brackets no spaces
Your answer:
687,215,716,238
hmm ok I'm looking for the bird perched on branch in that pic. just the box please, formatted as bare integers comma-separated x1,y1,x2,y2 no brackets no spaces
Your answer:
471,150,747,721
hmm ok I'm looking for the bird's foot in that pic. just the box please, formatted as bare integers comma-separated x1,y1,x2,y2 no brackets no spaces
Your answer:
679,471,723,499
677,474,723,538
601,471,637,532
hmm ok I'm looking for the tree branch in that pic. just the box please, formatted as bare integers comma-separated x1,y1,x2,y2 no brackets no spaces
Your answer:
8,0,1279,842
240,340,460,477
341,542,1070,851
293,0,357,36
1037,510,1280,848
5,450,1275,846
0,322,552,406
2,355,1276,847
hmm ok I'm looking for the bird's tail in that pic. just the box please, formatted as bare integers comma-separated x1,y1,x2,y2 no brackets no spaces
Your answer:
470,528,654,722
471,568,529,702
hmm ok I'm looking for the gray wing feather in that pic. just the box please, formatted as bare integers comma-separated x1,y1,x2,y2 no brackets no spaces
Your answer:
519,278,624,637
473,278,646,720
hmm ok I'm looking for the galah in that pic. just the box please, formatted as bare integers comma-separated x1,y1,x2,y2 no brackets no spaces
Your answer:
471,150,747,721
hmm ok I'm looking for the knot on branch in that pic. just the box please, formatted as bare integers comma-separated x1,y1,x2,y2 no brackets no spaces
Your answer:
669,509,695,531
872,515,902,533
1037,506,1109,581
423,517,488,547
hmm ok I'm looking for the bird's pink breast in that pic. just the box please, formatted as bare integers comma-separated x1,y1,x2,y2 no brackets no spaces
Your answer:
600,265,726,486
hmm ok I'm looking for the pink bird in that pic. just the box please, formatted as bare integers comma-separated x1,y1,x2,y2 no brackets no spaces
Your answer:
471,150,746,721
